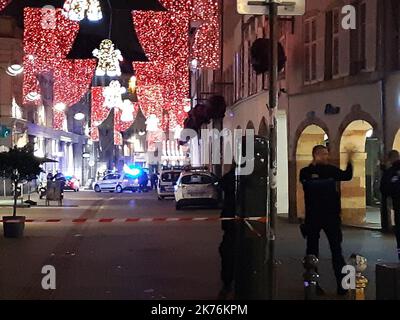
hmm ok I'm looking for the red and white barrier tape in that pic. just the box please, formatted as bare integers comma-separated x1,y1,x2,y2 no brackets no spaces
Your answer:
0,217,268,224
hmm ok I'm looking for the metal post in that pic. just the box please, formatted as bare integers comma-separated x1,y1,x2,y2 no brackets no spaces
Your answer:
266,0,279,300
303,255,320,300
349,254,369,300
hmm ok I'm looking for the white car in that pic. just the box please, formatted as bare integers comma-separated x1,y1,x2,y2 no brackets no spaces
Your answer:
94,173,137,193
174,171,220,210
157,170,181,200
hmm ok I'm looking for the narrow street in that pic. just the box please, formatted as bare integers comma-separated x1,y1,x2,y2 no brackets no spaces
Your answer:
0,191,397,300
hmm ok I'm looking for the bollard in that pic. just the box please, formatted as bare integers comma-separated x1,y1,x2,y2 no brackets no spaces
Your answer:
348,254,368,300
303,255,320,300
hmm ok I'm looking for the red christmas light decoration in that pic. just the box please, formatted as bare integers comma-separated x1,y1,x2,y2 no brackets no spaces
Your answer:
91,86,111,129
114,102,139,133
91,86,137,145
53,109,66,131
135,85,166,130
0,0,9,12
191,0,221,70
132,0,192,131
23,8,95,115
114,130,123,146
90,126,100,142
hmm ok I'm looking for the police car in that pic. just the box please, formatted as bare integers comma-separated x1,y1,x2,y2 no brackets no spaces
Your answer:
157,169,182,200
174,167,220,210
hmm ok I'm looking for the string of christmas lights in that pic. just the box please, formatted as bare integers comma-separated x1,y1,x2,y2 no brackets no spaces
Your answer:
91,86,111,130
23,8,96,130
53,109,66,131
132,0,192,131
191,0,221,70
114,102,139,133
91,86,137,144
135,85,166,131
114,130,123,146
90,126,100,142
0,0,9,12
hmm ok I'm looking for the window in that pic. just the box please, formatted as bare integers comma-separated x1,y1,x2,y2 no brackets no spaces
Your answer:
181,174,216,185
304,18,317,83
161,172,181,183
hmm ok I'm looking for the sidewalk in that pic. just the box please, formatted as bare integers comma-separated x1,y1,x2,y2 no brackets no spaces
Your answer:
274,218,399,300
0,198,30,208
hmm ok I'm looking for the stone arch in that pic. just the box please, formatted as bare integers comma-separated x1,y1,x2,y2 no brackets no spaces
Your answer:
246,121,255,130
339,119,377,225
292,116,330,159
393,129,400,152
335,105,380,152
295,124,328,219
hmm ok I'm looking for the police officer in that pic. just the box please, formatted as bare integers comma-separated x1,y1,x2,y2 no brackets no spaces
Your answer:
380,152,400,261
300,145,354,295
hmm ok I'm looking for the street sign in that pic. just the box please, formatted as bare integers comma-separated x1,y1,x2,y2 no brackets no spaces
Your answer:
237,0,305,16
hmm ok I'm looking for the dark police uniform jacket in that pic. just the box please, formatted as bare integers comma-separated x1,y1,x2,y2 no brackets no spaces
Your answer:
300,163,353,222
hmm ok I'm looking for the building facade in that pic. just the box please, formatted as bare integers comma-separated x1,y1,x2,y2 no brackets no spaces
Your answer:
0,15,90,194
192,0,400,227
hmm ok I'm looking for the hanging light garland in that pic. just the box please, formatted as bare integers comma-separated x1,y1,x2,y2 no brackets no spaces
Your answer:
53,109,66,131
102,80,126,109
63,0,103,22
23,8,95,111
132,0,192,131
93,39,123,77
0,0,9,12
132,0,221,131
92,86,137,145
114,101,138,132
191,0,221,70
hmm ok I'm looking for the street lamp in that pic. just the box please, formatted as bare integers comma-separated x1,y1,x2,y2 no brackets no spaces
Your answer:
74,112,85,121
6,64,23,77
26,92,41,102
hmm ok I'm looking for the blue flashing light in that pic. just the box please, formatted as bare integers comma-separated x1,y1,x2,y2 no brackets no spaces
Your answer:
123,164,142,178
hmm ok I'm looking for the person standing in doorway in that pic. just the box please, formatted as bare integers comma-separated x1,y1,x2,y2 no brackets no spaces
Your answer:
300,145,354,295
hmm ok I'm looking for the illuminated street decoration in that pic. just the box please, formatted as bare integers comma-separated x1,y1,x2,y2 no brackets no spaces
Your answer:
133,0,192,131
114,130,123,146
92,39,123,77
63,0,103,22
191,0,221,70
90,126,100,142
91,87,111,132
128,75,137,94
119,100,137,123
91,86,137,144
23,8,95,112
136,85,166,131
0,0,9,11
53,109,66,130
102,80,125,109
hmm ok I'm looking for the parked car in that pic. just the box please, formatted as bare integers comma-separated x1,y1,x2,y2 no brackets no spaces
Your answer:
94,173,136,193
157,170,182,200
174,170,220,210
64,176,80,192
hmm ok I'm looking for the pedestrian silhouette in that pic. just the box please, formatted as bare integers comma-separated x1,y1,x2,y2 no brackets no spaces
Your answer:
380,150,400,260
